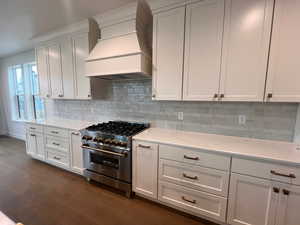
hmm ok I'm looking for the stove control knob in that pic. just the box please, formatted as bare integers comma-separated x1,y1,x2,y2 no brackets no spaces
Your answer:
84,136,93,141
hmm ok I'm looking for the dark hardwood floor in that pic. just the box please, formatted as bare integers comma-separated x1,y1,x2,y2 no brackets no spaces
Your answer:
0,136,216,225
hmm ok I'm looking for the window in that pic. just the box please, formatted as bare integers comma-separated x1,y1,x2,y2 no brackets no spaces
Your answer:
8,63,45,121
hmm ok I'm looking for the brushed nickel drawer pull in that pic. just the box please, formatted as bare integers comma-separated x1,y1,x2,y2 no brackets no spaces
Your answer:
138,144,151,149
182,196,196,204
273,187,280,193
183,173,198,180
270,170,296,179
184,155,199,161
54,156,61,160
30,134,36,137
51,131,59,134
30,127,36,130
52,142,60,146
72,132,80,136
283,189,290,196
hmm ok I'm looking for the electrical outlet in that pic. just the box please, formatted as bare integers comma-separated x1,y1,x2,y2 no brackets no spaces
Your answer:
178,112,184,121
238,115,246,125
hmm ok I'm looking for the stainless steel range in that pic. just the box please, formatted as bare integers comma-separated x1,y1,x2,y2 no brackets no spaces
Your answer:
80,121,149,197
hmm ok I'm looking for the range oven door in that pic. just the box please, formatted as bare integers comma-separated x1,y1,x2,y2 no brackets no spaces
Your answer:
83,146,131,183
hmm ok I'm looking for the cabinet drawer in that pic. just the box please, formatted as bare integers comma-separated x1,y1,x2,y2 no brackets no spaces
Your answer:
159,159,229,197
47,149,69,167
159,144,230,171
45,136,69,153
45,126,69,138
232,157,300,186
26,123,43,133
159,181,227,222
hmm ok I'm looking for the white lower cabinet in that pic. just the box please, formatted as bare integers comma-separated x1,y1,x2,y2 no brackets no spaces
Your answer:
70,131,84,174
26,123,83,175
159,181,227,222
228,174,278,225
26,131,45,160
133,141,158,199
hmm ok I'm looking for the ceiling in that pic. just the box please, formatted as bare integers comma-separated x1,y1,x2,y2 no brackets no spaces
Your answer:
0,0,135,59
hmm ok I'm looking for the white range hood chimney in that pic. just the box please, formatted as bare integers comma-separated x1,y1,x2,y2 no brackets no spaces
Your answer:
86,0,153,80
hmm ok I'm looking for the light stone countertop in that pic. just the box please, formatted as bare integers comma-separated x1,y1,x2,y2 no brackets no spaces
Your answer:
26,119,94,131
133,128,300,166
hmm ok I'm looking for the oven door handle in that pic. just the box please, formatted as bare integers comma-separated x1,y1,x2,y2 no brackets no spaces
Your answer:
81,145,127,157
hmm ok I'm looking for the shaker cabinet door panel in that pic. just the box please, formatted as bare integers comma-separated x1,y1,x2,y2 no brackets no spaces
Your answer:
266,0,300,102
152,7,185,100
48,44,63,98
228,174,278,225
70,131,83,174
183,0,224,101
73,34,91,100
36,47,50,98
220,0,274,102
60,39,75,99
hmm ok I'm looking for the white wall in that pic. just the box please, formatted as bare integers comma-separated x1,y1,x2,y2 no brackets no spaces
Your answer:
0,50,35,140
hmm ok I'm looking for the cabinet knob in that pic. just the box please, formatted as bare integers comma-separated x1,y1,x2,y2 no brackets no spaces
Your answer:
273,187,280,193
267,93,273,99
88,94,91,98
220,94,225,98
46,94,50,98
283,189,290,196
213,94,218,99
152,94,156,98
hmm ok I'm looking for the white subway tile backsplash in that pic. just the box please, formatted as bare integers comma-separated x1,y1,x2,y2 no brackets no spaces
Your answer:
45,79,298,142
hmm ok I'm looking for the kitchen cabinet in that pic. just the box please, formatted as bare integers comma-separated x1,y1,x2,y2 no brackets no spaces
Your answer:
70,131,84,174
132,141,158,199
26,131,45,160
72,33,91,99
36,19,99,100
48,43,64,98
152,6,185,100
227,174,278,225
183,0,224,101
266,0,300,102
36,47,51,98
153,0,273,102
276,184,300,225
220,0,273,102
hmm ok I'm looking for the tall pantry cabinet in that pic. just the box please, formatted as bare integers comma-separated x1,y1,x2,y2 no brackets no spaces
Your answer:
152,0,274,102
36,19,100,100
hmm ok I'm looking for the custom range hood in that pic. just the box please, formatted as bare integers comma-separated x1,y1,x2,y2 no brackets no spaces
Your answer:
86,0,153,80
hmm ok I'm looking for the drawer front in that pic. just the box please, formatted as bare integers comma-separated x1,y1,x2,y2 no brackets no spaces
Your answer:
159,159,229,197
159,181,227,222
232,158,300,186
47,149,69,167
159,144,230,171
45,136,69,153
26,123,43,133
45,126,69,138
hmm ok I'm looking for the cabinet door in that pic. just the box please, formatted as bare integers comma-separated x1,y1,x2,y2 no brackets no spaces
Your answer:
36,47,50,98
133,141,158,199
276,184,300,225
183,0,224,101
73,33,91,100
35,132,45,160
48,44,63,98
60,38,75,99
228,174,278,225
26,132,37,156
70,131,83,174
152,7,185,100
220,0,274,102
266,0,300,102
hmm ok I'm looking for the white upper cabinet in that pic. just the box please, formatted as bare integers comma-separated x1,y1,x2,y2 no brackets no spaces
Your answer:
48,43,63,99
60,38,75,99
266,0,300,102
73,33,91,100
152,6,185,100
183,0,224,101
219,0,274,102
36,47,51,98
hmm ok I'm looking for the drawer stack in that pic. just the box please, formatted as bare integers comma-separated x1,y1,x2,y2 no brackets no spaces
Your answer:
45,126,70,169
158,144,230,222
